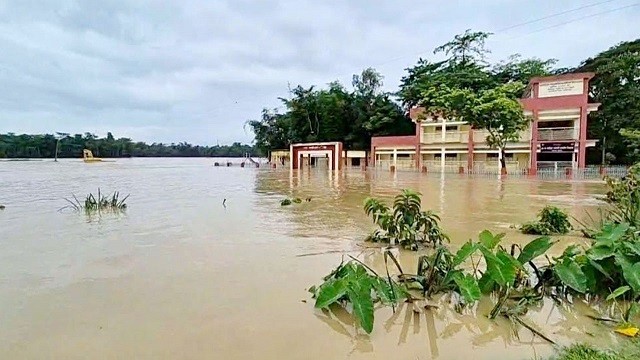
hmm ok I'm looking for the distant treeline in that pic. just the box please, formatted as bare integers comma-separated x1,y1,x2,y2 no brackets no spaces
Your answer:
0,132,257,158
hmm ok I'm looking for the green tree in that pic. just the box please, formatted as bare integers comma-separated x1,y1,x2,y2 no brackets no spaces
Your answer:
492,54,558,84
462,82,529,173
575,39,640,164
434,29,492,64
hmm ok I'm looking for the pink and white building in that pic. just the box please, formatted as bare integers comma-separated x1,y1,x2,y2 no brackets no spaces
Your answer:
371,73,600,173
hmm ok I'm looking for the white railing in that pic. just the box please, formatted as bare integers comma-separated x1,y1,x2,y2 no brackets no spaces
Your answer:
395,159,416,169
422,131,467,144
374,159,415,169
423,160,467,172
537,127,577,141
474,129,531,142
444,131,467,143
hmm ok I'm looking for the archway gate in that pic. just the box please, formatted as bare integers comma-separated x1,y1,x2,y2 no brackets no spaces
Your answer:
290,142,343,171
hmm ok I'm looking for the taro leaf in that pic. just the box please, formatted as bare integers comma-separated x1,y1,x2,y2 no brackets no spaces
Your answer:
621,262,640,294
562,245,581,258
588,259,614,281
582,264,597,293
587,245,615,261
554,260,587,293
346,281,374,334
480,247,515,287
606,286,631,301
498,250,524,271
452,273,481,303
518,236,555,264
596,223,629,245
624,241,640,257
314,278,347,309
479,230,501,249
370,277,395,305
478,272,495,294
453,241,477,267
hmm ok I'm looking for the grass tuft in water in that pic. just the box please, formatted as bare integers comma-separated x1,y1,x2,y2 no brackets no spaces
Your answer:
64,189,129,213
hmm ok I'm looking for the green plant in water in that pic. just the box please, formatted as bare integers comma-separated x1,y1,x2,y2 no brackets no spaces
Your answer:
280,197,303,206
605,164,640,227
64,189,128,213
280,198,292,206
364,189,449,250
549,223,640,316
521,206,572,235
309,258,407,334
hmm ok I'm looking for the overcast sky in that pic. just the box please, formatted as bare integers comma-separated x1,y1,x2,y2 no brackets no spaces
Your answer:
0,0,638,145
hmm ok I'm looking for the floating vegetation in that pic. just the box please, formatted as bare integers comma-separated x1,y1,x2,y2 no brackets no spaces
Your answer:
280,197,304,206
364,189,449,250
521,206,572,235
64,189,129,213
280,198,292,206
312,188,640,337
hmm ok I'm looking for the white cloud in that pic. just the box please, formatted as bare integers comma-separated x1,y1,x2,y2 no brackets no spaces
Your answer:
0,0,638,145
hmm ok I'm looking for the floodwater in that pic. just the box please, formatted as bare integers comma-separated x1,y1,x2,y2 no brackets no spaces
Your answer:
0,158,619,359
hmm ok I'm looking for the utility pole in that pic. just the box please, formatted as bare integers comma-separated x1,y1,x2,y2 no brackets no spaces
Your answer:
54,132,68,162
54,138,60,162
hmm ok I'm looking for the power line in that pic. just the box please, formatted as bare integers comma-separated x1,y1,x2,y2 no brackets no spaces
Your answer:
504,2,640,38
495,0,621,32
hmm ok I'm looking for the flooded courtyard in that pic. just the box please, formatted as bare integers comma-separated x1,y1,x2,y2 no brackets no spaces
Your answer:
0,158,618,359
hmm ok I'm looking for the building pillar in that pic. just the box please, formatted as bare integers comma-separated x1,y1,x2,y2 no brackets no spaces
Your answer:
467,127,474,170
578,106,587,168
530,109,539,175
415,122,422,169
393,148,397,168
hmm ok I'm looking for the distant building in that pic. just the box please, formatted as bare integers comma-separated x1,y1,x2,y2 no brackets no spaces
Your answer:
371,73,600,173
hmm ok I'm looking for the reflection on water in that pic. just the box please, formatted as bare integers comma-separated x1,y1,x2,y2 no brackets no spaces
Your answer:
0,159,615,359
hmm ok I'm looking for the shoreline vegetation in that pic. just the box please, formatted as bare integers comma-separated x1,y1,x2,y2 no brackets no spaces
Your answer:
0,132,257,159
311,165,640,358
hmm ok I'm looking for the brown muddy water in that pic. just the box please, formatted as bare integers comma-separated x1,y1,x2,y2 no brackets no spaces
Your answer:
0,158,619,359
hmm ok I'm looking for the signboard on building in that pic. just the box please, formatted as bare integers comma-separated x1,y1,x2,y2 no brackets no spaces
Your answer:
538,80,584,98
537,142,576,153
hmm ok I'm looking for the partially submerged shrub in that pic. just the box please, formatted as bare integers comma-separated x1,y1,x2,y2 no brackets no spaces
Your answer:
309,258,407,334
605,164,640,227
521,206,572,235
312,189,640,336
364,189,449,250
280,199,292,206
280,197,302,206
64,189,128,213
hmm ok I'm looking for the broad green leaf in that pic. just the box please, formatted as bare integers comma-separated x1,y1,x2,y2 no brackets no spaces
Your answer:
497,250,524,271
452,273,481,303
480,247,515,286
453,241,477,267
518,236,555,264
587,245,615,260
479,230,501,249
478,272,495,294
606,286,631,301
587,259,614,281
370,277,395,305
621,262,640,293
562,245,581,258
315,278,347,308
624,241,640,257
346,282,374,334
582,264,597,293
596,223,629,245
554,260,587,293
